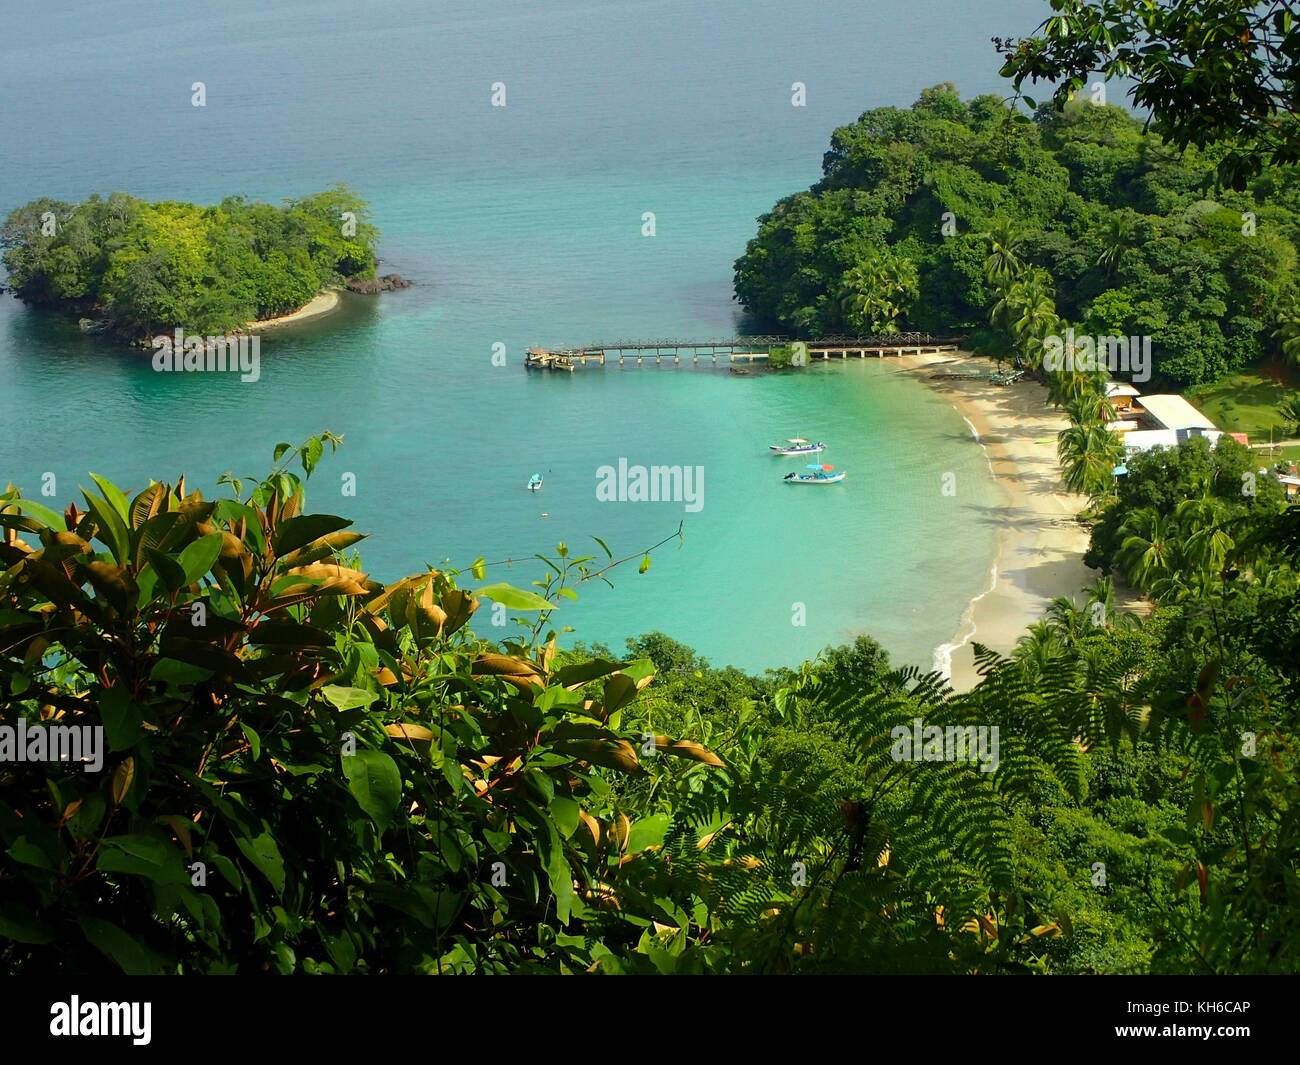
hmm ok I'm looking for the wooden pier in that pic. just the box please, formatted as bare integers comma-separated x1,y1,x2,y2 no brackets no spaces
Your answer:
524,334,963,371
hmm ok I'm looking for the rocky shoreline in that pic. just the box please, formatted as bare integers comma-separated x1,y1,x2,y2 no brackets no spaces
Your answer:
345,273,411,295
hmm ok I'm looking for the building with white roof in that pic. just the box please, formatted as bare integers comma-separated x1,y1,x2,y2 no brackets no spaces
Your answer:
1134,394,1218,432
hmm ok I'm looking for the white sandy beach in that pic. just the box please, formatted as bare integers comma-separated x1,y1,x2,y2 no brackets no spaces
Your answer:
897,350,1124,690
250,289,341,330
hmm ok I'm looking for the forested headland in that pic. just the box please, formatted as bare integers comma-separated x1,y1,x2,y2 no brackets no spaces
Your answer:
0,186,378,337
733,85,1300,389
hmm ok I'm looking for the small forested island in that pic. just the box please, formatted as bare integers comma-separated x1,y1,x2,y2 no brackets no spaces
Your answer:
734,84,1299,389
0,185,387,337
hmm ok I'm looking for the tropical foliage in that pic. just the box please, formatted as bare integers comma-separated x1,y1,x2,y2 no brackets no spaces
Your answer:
733,84,1300,387
996,0,1300,189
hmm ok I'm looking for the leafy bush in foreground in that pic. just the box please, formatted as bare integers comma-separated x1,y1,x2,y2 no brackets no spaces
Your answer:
0,438,721,974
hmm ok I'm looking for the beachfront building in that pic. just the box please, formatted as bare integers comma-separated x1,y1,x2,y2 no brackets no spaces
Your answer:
1117,394,1222,455
1104,380,1146,433
1105,380,1141,414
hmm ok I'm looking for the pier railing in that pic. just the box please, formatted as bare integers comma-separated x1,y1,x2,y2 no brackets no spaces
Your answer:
524,334,966,370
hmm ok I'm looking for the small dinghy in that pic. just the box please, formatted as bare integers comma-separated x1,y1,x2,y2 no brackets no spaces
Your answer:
769,437,826,455
527,473,543,492
784,463,845,484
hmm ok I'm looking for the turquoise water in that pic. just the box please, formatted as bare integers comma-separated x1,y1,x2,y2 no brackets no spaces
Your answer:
0,0,1036,671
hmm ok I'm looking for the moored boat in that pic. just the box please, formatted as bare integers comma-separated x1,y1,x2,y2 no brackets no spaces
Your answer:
527,473,543,491
784,463,844,484
769,437,826,455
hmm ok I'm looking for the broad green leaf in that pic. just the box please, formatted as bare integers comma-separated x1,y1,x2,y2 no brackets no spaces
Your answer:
240,723,261,761
536,685,582,712
235,829,286,895
98,686,143,751
143,546,187,595
89,472,131,524
0,904,54,944
321,685,379,712
554,658,628,689
98,833,188,885
177,532,224,584
476,582,554,611
603,673,639,715
81,488,130,563
66,793,106,839
7,836,55,871
627,813,671,854
79,916,165,975
550,796,581,839
343,749,402,832
618,658,656,688
0,512,46,535
11,497,67,531
274,513,352,557
543,824,574,925
301,435,324,475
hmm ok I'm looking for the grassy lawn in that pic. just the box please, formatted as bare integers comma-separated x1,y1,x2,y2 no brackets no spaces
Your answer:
1187,362,1299,441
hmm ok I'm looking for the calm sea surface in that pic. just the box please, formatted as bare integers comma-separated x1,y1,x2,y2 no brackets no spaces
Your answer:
0,0,1043,671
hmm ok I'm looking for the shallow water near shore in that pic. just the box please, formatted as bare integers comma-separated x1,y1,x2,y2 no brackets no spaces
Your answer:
0,0,1036,671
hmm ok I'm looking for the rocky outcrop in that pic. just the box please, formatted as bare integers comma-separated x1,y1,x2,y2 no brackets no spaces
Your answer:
346,273,411,295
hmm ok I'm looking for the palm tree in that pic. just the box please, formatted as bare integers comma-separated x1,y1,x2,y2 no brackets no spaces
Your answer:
1082,575,1141,632
1276,315,1300,366
990,284,1019,335
1007,269,1058,370
1044,342,1111,411
983,217,1024,289
1116,508,1179,590
1058,421,1124,499
1045,595,1088,648
1096,213,1137,277
1280,392,1300,436
1013,620,1065,677
1174,495,1235,576
838,254,918,333
1063,388,1115,428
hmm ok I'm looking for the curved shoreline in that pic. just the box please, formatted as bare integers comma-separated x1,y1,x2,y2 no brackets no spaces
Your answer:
896,350,1097,691
249,289,341,330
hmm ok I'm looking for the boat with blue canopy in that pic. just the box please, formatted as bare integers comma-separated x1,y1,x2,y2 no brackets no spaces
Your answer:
784,463,845,484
